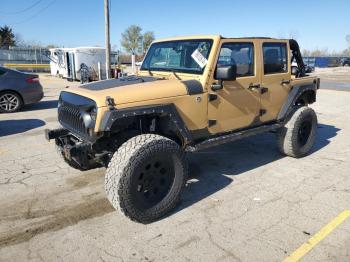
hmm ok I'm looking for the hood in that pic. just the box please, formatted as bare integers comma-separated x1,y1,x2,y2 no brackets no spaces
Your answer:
65,76,203,108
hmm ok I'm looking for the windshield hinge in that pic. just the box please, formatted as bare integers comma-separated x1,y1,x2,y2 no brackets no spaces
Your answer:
106,96,115,109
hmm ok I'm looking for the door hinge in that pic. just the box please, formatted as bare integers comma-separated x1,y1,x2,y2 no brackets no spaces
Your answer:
208,119,217,127
208,94,218,101
259,109,267,116
260,87,268,94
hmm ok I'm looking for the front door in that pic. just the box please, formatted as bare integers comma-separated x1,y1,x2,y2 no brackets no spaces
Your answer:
207,40,261,134
260,41,292,122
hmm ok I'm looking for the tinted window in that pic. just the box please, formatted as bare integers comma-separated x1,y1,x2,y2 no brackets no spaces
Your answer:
0,69,6,76
263,43,288,74
217,43,254,77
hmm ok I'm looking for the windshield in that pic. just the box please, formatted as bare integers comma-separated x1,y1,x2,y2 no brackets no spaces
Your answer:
141,39,213,74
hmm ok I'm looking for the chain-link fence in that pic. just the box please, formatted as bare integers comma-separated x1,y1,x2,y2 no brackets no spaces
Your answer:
0,47,50,72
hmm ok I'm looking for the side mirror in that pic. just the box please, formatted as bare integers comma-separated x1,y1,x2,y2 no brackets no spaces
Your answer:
215,65,237,81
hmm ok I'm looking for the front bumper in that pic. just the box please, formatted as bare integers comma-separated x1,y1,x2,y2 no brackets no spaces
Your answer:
45,128,69,140
45,128,97,170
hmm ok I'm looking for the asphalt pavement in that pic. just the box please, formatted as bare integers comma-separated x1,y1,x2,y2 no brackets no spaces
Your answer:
0,73,349,262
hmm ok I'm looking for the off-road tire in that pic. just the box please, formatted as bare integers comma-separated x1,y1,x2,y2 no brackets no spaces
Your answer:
105,134,188,223
0,91,23,113
277,106,317,158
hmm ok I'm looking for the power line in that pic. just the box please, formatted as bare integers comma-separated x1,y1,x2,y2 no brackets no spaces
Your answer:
0,0,43,15
10,0,56,25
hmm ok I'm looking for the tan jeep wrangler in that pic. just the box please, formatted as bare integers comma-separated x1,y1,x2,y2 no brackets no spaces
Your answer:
46,35,319,223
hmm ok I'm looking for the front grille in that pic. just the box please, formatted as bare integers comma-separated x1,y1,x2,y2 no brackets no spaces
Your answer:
58,104,89,137
58,92,97,140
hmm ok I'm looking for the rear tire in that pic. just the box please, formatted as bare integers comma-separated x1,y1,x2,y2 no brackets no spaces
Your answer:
0,91,23,113
277,107,317,158
105,134,188,223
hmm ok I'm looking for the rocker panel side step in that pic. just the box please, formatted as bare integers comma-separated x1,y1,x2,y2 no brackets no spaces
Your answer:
186,123,283,152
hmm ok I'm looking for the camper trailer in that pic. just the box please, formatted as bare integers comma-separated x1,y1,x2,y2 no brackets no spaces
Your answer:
49,48,67,77
49,47,118,82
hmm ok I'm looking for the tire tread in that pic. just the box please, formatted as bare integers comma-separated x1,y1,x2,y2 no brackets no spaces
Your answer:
105,134,187,223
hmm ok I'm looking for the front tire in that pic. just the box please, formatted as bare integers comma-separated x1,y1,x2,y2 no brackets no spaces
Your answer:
105,134,188,223
277,107,317,158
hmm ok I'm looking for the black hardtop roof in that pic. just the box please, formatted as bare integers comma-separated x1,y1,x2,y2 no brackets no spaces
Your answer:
221,36,291,40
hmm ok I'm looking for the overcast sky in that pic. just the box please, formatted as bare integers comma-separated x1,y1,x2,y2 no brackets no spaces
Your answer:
1,0,349,52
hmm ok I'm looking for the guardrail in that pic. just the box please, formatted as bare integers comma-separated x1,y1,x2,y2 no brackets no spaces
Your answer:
4,63,50,69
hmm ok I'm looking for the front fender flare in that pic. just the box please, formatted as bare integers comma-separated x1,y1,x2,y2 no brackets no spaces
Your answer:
100,104,193,145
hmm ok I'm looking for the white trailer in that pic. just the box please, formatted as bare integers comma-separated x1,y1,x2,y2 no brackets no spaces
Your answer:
49,47,118,81
49,48,68,77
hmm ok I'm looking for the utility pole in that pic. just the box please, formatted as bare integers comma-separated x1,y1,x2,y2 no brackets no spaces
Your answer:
104,0,111,79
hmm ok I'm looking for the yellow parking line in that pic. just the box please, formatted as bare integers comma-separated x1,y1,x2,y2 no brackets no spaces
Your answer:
283,210,350,262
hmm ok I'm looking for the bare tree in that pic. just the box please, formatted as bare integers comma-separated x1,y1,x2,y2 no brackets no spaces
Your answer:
342,48,350,56
302,49,311,57
46,44,58,49
121,25,143,54
121,25,155,55
142,31,155,54
310,48,329,57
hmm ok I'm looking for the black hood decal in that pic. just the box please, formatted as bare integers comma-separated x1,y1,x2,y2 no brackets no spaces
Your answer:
79,76,164,91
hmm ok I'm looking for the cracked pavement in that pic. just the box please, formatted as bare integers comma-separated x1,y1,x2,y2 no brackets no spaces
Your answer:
0,73,349,262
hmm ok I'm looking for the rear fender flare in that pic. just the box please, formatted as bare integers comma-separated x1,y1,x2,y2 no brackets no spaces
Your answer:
277,83,317,121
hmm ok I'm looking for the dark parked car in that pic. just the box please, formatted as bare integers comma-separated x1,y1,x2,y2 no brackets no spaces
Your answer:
341,58,350,66
0,67,43,113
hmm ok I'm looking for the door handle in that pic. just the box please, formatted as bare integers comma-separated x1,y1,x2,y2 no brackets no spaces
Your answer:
248,83,260,91
211,81,223,91
281,79,291,85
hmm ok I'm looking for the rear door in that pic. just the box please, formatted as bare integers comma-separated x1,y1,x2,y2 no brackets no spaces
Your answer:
207,39,261,134
260,40,292,122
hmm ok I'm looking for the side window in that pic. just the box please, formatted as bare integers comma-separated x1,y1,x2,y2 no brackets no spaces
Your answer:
217,42,254,77
263,43,288,74
0,69,6,76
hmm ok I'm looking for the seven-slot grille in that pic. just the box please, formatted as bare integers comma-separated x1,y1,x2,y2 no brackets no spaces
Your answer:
58,103,89,137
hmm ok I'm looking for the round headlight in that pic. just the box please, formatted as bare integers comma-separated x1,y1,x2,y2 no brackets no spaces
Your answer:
90,107,97,121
